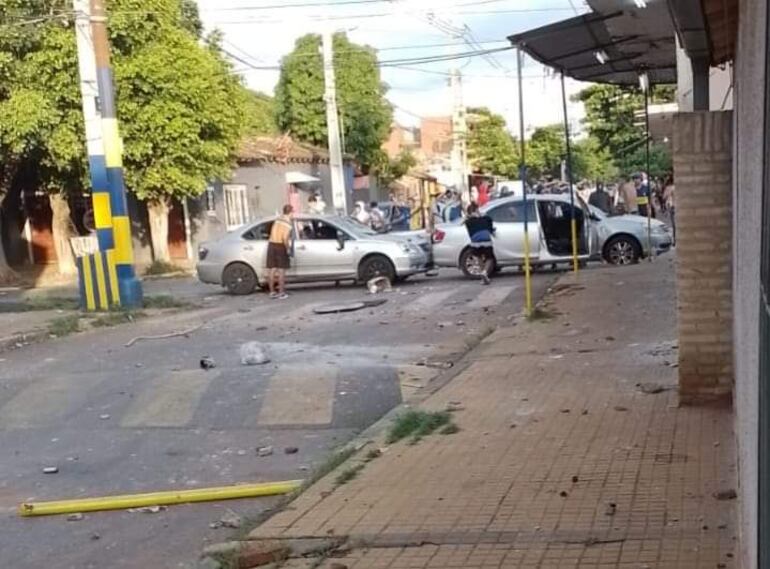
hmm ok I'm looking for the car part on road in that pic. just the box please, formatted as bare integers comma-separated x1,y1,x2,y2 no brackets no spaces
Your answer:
367,275,392,294
18,479,303,517
603,235,641,265
222,262,257,295
200,356,216,370
359,254,396,284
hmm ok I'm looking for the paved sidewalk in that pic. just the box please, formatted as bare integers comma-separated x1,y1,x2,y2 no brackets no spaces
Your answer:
247,257,738,569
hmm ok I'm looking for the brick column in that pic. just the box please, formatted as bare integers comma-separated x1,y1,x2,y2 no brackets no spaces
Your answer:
672,111,733,405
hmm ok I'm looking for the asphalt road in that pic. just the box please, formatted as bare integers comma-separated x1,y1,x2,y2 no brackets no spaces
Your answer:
0,268,556,569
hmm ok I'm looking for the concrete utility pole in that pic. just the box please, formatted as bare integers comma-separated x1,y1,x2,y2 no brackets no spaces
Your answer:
449,69,469,204
321,31,348,214
73,0,142,306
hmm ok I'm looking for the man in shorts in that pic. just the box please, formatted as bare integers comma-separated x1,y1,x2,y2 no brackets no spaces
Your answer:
267,204,294,299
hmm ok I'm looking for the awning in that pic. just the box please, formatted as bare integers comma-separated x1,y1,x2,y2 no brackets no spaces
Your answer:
508,4,677,86
285,172,320,184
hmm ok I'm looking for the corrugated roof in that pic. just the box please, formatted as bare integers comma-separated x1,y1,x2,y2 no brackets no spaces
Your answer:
238,135,336,164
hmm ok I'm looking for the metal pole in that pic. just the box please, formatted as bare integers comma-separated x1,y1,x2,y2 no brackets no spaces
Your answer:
516,47,532,316
561,72,579,274
321,31,348,214
644,82,652,262
88,0,142,306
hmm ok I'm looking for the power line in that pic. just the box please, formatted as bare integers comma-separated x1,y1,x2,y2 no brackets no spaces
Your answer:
199,0,571,13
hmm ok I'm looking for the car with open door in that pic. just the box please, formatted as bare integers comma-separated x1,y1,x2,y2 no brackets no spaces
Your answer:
431,194,672,278
196,214,432,295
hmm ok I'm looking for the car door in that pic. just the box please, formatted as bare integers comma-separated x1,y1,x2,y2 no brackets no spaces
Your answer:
486,200,540,262
239,221,272,282
292,219,356,279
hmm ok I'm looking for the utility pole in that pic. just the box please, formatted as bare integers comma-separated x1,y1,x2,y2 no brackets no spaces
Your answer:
321,30,348,214
449,69,469,204
73,0,142,306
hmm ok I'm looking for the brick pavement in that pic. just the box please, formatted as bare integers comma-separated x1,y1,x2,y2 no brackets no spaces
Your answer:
249,257,738,568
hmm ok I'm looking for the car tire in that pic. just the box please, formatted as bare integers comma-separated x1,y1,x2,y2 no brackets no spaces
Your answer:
222,262,257,295
604,235,641,265
358,255,396,283
459,248,495,279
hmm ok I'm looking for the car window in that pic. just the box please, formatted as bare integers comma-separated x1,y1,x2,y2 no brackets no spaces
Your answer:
296,219,344,240
487,201,537,223
243,221,272,240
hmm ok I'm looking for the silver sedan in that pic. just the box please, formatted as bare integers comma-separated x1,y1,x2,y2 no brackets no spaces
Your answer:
432,193,672,278
196,214,432,294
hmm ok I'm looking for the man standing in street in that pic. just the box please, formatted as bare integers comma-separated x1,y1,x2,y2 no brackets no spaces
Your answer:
267,204,294,300
619,176,638,214
634,173,650,217
588,182,612,214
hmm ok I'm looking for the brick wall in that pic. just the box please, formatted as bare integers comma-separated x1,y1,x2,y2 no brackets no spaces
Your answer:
673,111,733,405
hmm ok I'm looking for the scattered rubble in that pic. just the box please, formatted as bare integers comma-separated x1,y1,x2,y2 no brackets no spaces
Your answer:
284,447,299,455
42,466,58,474
713,488,737,501
200,356,216,370
366,276,392,294
128,505,167,514
218,510,242,529
256,446,274,457
66,513,84,522
240,342,270,365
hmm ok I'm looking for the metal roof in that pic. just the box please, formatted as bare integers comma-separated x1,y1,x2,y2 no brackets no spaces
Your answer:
507,2,677,86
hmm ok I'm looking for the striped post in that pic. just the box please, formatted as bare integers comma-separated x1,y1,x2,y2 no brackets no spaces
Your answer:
90,0,142,307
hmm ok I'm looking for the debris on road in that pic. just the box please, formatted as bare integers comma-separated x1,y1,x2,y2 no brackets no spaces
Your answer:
637,382,672,395
240,342,271,366
66,513,84,521
42,466,59,474
313,301,367,314
200,356,216,370
604,502,617,516
445,401,465,412
613,405,629,412
125,324,203,348
128,505,167,514
218,509,242,529
99,414,111,420
367,276,392,294
416,359,453,369
256,445,274,457
284,446,299,455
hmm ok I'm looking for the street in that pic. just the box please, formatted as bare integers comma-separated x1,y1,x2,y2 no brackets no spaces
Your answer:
0,269,555,569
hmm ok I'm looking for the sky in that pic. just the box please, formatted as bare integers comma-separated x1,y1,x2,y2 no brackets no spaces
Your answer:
196,0,592,137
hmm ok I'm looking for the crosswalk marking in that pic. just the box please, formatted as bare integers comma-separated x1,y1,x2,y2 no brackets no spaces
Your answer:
256,364,337,426
0,373,105,429
406,288,457,311
466,285,517,308
122,370,212,428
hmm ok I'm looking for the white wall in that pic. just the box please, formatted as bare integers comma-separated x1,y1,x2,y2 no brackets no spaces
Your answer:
676,37,734,112
733,1,767,567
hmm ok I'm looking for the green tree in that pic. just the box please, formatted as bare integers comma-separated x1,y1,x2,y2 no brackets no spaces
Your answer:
0,0,247,269
617,142,672,179
572,137,618,182
376,149,417,188
466,107,520,179
528,125,564,180
275,33,392,169
243,91,277,137
572,84,675,172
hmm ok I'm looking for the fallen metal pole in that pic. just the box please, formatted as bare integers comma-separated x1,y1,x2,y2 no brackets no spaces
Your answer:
18,479,303,517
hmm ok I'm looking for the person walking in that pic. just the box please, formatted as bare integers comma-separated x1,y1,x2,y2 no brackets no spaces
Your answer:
588,182,612,214
662,175,676,245
369,201,386,232
266,204,294,300
464,202,495,285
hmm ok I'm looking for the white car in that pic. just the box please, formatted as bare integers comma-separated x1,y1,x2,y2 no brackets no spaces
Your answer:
432,193,672,278
197,214,432,295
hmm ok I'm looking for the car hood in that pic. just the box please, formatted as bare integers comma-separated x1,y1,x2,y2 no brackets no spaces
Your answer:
601,213,666,231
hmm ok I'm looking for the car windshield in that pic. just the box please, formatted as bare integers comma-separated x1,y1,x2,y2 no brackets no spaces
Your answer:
335,216,378,237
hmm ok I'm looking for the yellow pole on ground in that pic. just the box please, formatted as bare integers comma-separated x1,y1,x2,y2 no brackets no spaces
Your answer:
18,480,302,517
561,72,579,274
516,47,532,316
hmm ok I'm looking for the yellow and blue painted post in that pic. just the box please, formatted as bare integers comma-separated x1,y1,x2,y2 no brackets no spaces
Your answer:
88,0,142,307
560,73,579,274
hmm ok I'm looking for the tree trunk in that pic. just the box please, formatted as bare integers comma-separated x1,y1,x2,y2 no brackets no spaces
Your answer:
147,197,171,263
49,193,77,277
0,210,18,284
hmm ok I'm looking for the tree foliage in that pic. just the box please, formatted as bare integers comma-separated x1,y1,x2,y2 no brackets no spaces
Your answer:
275,33,392,169
243,91,278,137
527,124,564,180
0,0,247,203
572,83,675,173
377,149,417,187
466,107,520,179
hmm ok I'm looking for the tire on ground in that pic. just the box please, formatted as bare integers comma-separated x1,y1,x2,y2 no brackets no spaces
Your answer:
222,262,258,295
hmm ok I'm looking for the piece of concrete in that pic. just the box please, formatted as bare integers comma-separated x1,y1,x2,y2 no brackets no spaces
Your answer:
237,540,290,568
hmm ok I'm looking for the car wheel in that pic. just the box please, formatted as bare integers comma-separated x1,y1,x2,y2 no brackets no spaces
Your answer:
459,248,494,279
604,236,641,265
359,255,396,283
222,262,257,295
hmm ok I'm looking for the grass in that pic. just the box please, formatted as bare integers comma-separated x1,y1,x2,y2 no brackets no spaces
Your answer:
0,296,79,313
90,310,146,328
334,463,365,486
386,410,453,444
527,306,555,322
144,260,184,276
47,314,81,337
142,295,191,309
